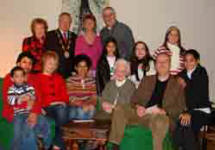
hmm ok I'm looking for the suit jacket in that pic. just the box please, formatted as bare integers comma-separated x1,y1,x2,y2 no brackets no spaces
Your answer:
131,75,187,123
45,29,77,78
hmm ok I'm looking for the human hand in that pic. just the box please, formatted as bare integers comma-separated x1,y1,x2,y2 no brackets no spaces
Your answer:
136,105,146,117
179,113,191,126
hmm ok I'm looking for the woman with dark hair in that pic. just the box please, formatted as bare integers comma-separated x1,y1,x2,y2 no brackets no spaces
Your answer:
22,18,48,72
67,55,97,120
75,14,103,76
129,41,155,87
96,37,120,95
154,26,186,75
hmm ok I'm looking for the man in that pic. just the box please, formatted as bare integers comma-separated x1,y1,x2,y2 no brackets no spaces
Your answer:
100,7,135,60
45,12,77,78
106,53,191,150
2,52,52,150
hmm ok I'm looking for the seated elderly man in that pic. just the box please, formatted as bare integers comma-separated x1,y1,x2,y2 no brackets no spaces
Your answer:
94,59,136,120
108,53,190,150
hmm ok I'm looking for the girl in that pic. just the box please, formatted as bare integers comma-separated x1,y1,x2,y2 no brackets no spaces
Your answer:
154,26,186,75
37,51,69,150
96,37,120,95
130,41,155,88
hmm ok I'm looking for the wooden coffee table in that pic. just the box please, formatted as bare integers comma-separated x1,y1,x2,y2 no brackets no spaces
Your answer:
62,120,110,150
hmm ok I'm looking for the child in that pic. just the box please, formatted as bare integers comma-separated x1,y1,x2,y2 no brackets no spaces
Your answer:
37,51,69,150
177,49,211,149
96,37,120,95
8,66,52,150
8,66,35,115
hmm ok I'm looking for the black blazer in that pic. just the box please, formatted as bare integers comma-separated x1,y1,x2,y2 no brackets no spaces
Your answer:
45,29,77,78
96,56,118,95
179,65,211,110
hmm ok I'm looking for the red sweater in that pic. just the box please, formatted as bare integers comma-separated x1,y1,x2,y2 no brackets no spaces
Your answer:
36,73,69,108
2,73,42,122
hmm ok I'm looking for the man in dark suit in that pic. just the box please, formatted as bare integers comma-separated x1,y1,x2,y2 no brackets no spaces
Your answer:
45,12,77,78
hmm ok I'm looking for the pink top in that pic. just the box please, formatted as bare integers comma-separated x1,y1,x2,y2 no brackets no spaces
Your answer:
75,34,103,70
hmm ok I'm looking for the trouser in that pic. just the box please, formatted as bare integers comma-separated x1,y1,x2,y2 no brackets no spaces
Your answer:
106,104,169,150
12,114,52,150
173,110,211,150
44,104,68,150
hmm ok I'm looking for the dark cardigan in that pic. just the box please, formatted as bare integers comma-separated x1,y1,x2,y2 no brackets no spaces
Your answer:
179,65,211,110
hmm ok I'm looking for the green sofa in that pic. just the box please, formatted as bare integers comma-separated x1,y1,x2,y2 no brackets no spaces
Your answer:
0,78,14,150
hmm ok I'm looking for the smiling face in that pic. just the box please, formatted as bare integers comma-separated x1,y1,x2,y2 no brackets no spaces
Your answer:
59,15,72,32
106,41,116,56
114,62,128,81
17,57,33,74
135,43,147,60
34,23,46,39
75,61,89,78
167,29,179,45
102,9,116,28
43,57,58,75
184,54,198,71
155,54,171,76
83,18,96,32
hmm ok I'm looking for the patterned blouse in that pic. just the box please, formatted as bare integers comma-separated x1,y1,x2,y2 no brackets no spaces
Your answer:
22,36,46,72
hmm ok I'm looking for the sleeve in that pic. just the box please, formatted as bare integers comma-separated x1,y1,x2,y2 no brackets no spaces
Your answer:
30,80,42,114
123,25,135,60
74,36,82,56
153,46,170,58
7,87,18,105
22,38,30,52
200,67,210,103
130,78,146,106
59,76,69,103
101,81,112,103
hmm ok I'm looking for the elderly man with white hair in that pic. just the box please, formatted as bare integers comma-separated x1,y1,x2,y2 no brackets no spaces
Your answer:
94,59,136,120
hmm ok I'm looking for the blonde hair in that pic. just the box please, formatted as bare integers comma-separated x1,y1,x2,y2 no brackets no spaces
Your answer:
42,51,59,70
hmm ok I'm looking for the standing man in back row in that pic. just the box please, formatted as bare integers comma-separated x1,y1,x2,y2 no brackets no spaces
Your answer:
100,7,135,60
45,12,77,79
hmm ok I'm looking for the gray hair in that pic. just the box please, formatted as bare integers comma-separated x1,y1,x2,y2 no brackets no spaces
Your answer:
113,59,130,76
102,6,116,15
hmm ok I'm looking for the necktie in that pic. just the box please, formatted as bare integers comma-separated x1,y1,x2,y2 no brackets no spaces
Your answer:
63,32,67,43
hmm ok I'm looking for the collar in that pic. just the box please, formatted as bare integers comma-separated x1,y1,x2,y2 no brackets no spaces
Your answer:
107,20,118,30
115,79,126,87
187,66,197,79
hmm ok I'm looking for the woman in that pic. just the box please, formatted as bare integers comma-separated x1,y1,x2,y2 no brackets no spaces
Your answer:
75,14,103,76
129,41,155,87
96,37,120,95
37,51,69,150
154,26,186,75
22,18,48,72
67,55,97,120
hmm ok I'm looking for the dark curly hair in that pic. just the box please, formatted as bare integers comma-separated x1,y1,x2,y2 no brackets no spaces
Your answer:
73,54,92,71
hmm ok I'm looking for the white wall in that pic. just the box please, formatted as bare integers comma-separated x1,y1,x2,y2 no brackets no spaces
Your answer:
0,0,215,100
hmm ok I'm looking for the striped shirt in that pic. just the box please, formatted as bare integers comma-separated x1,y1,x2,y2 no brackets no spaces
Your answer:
153,44,185,75
66,75,97,101
7,84,35,115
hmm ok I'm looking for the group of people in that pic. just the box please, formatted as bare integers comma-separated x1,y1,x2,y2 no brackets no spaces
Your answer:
1,6,212,150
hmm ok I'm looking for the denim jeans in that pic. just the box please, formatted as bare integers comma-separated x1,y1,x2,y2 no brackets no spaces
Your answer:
44,104,68,150
11,114,52,150
68,106,95,120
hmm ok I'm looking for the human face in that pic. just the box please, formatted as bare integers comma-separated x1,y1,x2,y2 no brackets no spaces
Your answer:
114,63,127,81
106,42,116,56
12,70,26,86
155,54,170,76
17,57,33,74
168,30,179,45
75,61,89,78
102,9,116,28
34,23,45,39
135,43,147,60
43,57,58,75
184,54,198,71
83,19,95,32
59,15,71,32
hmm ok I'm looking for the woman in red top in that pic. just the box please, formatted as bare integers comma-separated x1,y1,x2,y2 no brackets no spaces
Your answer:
22,18,48,72
37,51,69,150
